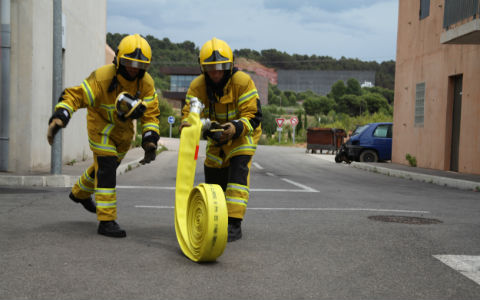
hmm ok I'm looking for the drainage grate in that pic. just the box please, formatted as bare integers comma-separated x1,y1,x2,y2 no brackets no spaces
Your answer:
368,215,442,225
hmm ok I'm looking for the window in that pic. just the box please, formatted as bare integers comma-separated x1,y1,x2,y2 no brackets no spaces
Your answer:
352,125,368,137
420,0,430,19
170,75,197,92
373,124,391,138
415,82,425,127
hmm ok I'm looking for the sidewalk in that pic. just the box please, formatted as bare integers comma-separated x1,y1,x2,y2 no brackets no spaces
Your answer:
0,138,180,188
1,139,480,192
310,153,480,191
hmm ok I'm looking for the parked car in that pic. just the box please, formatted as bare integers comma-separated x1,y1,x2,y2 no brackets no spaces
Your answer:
335,122,392,163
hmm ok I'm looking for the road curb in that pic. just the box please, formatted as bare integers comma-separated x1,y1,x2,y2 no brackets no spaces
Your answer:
0,157,144,188
351,162,480,191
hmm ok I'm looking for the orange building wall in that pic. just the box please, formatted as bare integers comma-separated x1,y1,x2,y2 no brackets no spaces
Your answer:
105,44,115,65
393,0,480,175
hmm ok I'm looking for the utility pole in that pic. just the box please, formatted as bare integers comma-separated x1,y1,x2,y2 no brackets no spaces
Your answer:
51,0,63,174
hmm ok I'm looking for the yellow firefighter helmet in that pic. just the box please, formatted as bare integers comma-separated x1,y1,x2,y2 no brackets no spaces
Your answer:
199,37,233,72
115,34,152,70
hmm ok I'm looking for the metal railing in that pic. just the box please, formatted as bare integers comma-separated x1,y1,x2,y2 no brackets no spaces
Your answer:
443,0,480,28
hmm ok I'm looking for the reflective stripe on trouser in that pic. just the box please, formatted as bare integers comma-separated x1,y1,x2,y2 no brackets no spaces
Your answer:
70,156,122,208
204,155,252,219
71,129,130,220
95,155,118,221
71,164,96,199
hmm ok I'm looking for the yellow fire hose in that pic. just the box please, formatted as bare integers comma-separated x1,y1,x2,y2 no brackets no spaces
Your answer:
174,98,228,262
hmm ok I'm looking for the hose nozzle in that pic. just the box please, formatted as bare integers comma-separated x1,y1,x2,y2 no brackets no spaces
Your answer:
189,97,204,114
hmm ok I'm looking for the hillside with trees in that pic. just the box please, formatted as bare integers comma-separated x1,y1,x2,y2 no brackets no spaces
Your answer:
107,33,395,90
107,33,395,142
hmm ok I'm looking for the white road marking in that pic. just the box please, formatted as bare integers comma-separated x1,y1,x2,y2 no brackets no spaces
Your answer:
281,178,319,192
117,186,175,190
135,205,429,214
249,188,317,192
434,255,480,286
252,162,263,170
118,177,319,193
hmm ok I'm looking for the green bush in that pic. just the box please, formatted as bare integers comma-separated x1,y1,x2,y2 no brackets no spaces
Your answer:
406,153,417,167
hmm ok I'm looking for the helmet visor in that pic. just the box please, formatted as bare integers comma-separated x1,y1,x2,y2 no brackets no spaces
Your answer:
119,57,150,70
202,62,232,72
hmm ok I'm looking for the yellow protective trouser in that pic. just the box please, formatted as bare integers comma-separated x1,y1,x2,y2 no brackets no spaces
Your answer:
204,155,253,219
71,154,120,221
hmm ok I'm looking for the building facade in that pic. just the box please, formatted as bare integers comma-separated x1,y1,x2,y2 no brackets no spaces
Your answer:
393,0,480,174
1,0,107,173
276,70,376,96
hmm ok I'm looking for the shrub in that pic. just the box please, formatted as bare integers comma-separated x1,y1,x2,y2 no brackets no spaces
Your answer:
406,153,417,167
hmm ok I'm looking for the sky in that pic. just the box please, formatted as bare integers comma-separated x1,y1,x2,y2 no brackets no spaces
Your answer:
107,0,398,62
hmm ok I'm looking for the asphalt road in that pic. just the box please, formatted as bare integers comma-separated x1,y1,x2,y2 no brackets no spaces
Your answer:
1,144,480,299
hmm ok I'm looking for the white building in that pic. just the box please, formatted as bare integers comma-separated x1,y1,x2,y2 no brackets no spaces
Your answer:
1,0,107,173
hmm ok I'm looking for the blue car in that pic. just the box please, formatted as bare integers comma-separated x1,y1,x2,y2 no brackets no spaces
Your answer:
335,122,393,163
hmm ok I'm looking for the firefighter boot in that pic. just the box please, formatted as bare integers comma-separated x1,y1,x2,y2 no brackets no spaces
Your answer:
227,217,242,242
69,192,96,213
98,220,127,238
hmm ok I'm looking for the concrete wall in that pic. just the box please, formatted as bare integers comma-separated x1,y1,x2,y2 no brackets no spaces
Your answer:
9,0,106,173
277,70,376,96
248,72,268,106
393,0,480,175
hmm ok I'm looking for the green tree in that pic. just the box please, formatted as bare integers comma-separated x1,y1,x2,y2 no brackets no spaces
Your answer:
363,86,394,105
346,78,362,96
362,92,391,115
376,60,396,90
337,94,367,116
318,96,336,115
303,97,322,115
330,80,346,100
261,106,278,135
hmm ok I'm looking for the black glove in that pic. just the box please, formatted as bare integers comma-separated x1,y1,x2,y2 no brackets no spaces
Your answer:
179,121,191,133
47,118,64,145
140,142,156,164
203,121,224,143
47,108,70,145
129,103,146,119
139,131,159,164
219,122,235,143
48,108,70,127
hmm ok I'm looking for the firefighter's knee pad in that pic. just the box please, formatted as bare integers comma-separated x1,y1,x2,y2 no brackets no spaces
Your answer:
204,165,229,191
228,155,252,185
96,156,118,188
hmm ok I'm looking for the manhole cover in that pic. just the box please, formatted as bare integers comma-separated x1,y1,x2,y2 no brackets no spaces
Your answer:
368,215,442,225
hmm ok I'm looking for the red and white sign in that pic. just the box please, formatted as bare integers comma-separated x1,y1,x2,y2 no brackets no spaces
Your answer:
275,118,285,128
290,116,299,127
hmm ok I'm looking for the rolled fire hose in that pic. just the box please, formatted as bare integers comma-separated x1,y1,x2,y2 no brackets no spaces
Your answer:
174,97,228,262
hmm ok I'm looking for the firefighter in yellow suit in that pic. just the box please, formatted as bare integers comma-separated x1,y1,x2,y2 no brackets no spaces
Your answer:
180,38,262,242
47,34,160,238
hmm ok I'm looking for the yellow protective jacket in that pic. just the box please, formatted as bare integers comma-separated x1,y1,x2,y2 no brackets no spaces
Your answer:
182,70,262,167
55,64,160,158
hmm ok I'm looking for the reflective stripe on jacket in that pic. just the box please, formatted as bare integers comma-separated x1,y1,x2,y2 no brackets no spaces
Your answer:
55,64,160,156
182,71,262,163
